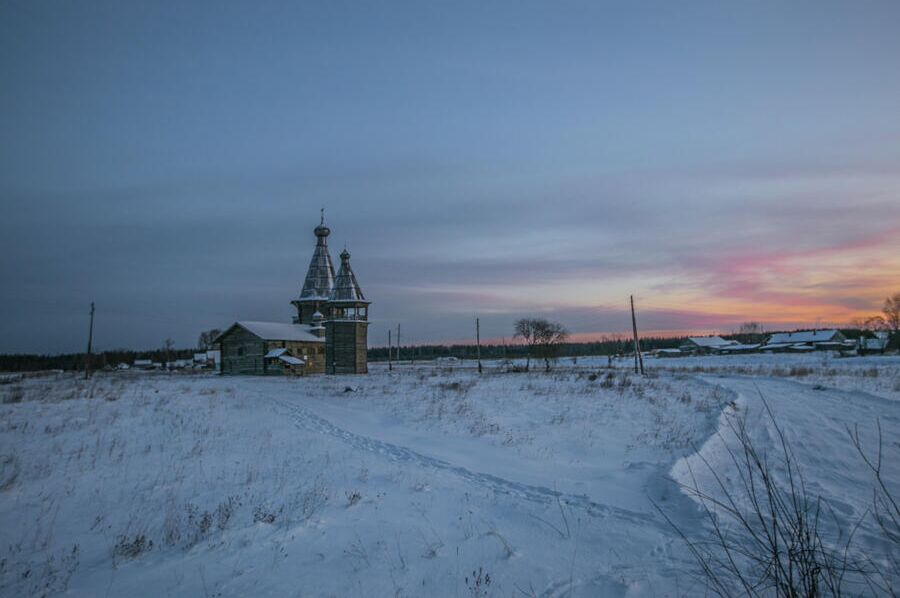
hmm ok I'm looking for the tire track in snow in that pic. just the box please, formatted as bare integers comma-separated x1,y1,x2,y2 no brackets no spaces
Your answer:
270,398,666,530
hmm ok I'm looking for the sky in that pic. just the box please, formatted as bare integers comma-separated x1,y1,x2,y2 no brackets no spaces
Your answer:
2,1,899,353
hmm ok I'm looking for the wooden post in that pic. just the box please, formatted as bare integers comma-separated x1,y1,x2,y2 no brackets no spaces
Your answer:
388,329,392,371
630,295,644,375
396,323,401,365
476,317,483,374
84,302,95,380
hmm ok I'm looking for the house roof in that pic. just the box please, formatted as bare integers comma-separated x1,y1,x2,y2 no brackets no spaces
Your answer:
265,348,289,358
760,343,792,350
299,214,336,300
717,343,761,351
329,249,367,303
279,355,304,365
225,321,324,343
685,336,736,348
767,330,841,344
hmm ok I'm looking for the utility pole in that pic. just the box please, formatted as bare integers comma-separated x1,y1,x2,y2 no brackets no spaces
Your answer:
476,317,483,374
84,302,95,380
388,329,392,371
396,323,401,365
630,295,644,375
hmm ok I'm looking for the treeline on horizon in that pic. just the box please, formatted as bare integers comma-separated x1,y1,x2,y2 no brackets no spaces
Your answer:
0,329,878,372
0,348,198,373
365,328,871,362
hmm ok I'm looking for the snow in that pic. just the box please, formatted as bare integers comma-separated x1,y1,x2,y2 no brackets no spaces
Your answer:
229,321,324,343
767,329,841,344
1,354,898,596
685,336,736,348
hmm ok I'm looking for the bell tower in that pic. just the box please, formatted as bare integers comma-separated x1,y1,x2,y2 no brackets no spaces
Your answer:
325,249,370,374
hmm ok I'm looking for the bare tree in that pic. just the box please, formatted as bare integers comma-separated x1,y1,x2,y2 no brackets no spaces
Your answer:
514,318,569,372
883,293,900,337
738,322,764,335
737,322,765,344
197,329,222,350
513,319,538,371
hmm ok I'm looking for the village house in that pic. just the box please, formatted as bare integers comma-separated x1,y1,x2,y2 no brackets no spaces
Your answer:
216,214,370,376
679,336,738,354
761,329,849,352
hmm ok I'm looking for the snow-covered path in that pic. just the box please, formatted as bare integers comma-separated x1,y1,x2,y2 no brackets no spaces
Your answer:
270,397,663,530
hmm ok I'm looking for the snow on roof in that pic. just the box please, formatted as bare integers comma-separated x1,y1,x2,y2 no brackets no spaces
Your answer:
657,348,683,353
686,336,736,348
717,343,761,351
279,355,304,365
767,330,841,344
265,348,289,358
234,321,324,343
787,343,815,351
760,343,792,350
329,250,367,303
299,219,336,300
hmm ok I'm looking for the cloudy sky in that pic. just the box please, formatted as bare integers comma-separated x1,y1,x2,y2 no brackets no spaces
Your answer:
2,1,899,353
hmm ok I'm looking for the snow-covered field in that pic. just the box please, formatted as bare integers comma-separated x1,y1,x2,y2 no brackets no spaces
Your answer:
1,354,898,596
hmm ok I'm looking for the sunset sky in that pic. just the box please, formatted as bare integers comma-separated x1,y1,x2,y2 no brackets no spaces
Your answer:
2,1,899,353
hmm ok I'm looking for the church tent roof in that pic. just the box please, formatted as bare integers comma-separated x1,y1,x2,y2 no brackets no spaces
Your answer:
329,249,368,303
299,214,336,300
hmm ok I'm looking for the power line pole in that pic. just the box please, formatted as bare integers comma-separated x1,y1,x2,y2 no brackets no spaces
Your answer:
476,317,483,374
630,295,644,375
396,323,401,365
388,329,392,371
84,302,95,380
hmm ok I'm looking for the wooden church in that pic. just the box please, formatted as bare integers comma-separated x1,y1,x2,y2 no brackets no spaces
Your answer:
217,214,369,375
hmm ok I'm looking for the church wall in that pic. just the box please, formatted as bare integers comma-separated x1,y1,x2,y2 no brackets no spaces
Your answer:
220,327,267,375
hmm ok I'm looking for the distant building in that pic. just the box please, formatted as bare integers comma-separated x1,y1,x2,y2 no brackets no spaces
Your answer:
859,332,889,355
217,214,369,375
761,330,847,352
679,336,738,354
716,343,761,354
656,348,687,358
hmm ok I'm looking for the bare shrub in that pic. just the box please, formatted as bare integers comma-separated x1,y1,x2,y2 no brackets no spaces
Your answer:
0,453,19,491
183,503,215,546
465,567,492,597
849,420,900,591
3,385,24,404
253,504,278,524
215,496,240,530
789,366,812,377
346,490,362,507
656,400,875,597
113,535,152,563
600,372,615,389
